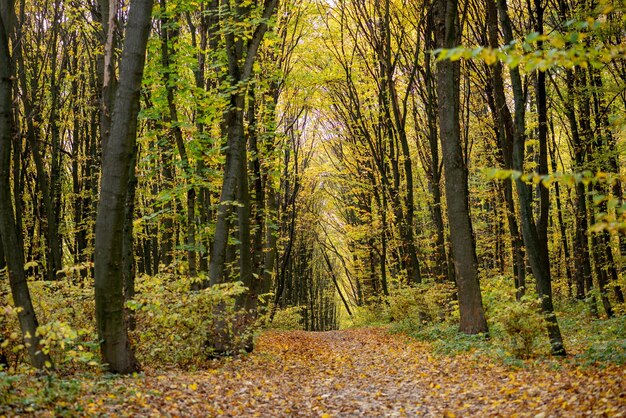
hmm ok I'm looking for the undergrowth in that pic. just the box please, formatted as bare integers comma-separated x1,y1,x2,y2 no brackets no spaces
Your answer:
0,273,260,374
349,275,626,367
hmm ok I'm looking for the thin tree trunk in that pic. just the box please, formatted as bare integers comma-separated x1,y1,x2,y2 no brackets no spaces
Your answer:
549,120,574,298
0,0,51,370
485,0,525,297
123,144,138,331
422,25,450,282
13,30,63,280
589,67,625,305
159,0,197,278
499,0,565,355
534,0,550,276
208,0,278,286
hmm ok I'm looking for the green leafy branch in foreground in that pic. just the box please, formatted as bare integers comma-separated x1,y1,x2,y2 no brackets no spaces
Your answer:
434,2,626,72
483,168,626,234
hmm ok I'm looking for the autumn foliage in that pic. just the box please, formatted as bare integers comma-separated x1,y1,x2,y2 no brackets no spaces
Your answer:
1,327,625,416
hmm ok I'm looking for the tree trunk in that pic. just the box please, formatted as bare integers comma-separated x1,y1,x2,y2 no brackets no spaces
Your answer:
485,0,525,297
498,0,565,355
589,66,625,306
422,18,450,282
0,0,51,370
533,0,550,275
208,0,278,287
209,98,245,285
435,0,488,334
94,0,153,374
159,0,197,278
123,145,138,331
549,121,574,298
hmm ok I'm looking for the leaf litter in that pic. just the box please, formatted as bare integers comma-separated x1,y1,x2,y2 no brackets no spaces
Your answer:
2,327,625,417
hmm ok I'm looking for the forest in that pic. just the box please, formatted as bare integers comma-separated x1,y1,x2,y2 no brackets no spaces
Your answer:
1,0,626,415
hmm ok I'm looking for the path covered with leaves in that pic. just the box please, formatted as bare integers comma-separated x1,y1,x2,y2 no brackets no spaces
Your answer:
5,327,626,416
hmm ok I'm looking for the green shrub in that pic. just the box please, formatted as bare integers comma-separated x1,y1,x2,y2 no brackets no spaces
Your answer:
492,295,548,358
129,274,251,368
388,282,457,331
269,306,304,330
342,282,456,331
482,275,549,359
1,272,256,372
36,322,99,369
343,296,391,328
1,280,100,373
576,339,626,366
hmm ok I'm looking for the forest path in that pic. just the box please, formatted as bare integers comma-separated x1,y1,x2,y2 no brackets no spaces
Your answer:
85,327,624,417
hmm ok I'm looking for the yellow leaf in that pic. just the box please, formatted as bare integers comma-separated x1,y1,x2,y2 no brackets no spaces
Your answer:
481,49,497,65
549,36,565,49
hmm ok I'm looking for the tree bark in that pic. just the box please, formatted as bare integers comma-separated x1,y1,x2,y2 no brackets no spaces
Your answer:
94,0,153,374
424,51,450,283
485,0,525,297
498,0,565,355
435,0,488,334
533,0,550,274
208,0,278,286
0,0,51,370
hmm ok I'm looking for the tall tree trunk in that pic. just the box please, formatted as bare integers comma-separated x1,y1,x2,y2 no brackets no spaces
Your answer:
564,69,593,301
0,0,51,370
589,67,625,305
499,0,565,355
533,0,550,276
94,0,153,374
485,0,525,297
209,97,245,285
379,0,421,284
422,17,450,282
187,7,212,276
208,0,278,287
237,112,254,309
435,0,488,334
123,144,138,331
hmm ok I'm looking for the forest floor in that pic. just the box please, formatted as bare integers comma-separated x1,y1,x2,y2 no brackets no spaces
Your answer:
2,327,626,417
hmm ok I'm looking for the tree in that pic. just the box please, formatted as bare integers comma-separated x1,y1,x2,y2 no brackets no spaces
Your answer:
497,0,565,355
482,0,525,297
435,0,488,334
208,0,278,299
94,0,154,374
0,0,51,370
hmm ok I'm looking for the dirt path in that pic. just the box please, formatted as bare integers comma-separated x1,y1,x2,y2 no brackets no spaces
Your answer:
71,327,626,417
